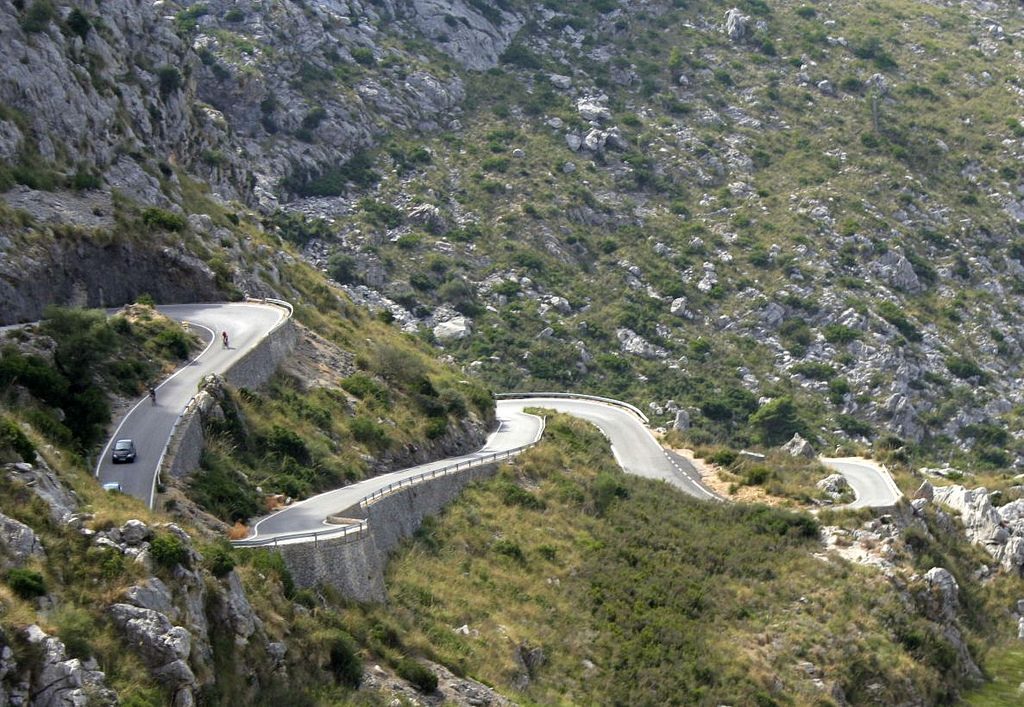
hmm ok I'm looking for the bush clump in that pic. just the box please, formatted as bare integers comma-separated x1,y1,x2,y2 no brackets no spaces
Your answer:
396,658,438,693
327,632,362,687
0,416,36,462
142,207,187,232
150,533,189,568
7,568,47,599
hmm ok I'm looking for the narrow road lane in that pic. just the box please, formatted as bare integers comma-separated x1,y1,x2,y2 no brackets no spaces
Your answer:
821,457,902,508
241,397,723,545
96,302,286,507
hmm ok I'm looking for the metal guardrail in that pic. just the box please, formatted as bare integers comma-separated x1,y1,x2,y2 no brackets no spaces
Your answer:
495,391,650,425
358,443,536,508
234,422,546,548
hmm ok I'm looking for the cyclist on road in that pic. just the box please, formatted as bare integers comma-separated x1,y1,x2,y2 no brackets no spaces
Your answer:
221,330,229,349
148,386,157,405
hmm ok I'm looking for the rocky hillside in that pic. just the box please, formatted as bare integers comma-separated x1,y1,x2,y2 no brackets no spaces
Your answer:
5,0,1024,470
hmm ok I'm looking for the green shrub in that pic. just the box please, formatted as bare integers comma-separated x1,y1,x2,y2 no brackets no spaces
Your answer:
71,168,101,191
749,397,801,446
351,47,375,66
496,480,546,510
492,539,525,563
203,541,236,578
54,606,96,659
174,3,209,32
142,207,187,232
350,416,389,449
341,374,390,404
282,152,378,196
224,8,245,22
424,417,448,440
359,198,403,228
742,465,772,486
327,632,362,687
7,568,46,599
707,449,737,467
396,658,438,692
150,533,189,568
876,302,921,342
591,472,629,515
500,42,542,69
0,416,36,462
790,362,835,381
20,0,55,33
248,550,295,597
946,356,986,382
66,8,90,38
154,329,190,359
824,324,861,344
156,65,183,98
327,253,359,284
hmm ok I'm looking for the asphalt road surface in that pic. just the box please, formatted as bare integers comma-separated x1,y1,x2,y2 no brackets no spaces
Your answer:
821,457,902,508
497,397,720,501
241,397,722,544
95,302,286,507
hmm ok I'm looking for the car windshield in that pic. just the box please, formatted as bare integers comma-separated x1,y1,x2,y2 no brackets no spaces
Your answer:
115,440,132,450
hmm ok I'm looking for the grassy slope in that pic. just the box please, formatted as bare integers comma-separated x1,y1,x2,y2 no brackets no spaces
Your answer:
364,414,1018,705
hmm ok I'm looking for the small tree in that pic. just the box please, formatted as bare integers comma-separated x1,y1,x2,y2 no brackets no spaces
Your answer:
749,397,801,446
150,533,189,568
327,632,362,687
157,65,183,98
8,568,47,599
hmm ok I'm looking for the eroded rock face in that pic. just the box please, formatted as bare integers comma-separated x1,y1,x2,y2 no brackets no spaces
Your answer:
108,604,197,700
403,0,525,70
0,511,44,572
208,570,261,647
932,485,1024,574
5,459,80,525
782,433,815,458
22,624,116,706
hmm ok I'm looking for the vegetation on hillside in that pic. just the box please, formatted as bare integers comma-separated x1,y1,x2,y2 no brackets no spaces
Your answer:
369,415,1017,705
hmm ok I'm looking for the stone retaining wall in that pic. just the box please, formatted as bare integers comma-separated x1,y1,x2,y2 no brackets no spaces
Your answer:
161,312,297,481
223,318,299,390
167,397,205,479
277,463,499,602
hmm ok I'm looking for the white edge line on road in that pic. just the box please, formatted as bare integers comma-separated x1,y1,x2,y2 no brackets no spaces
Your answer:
145,322,217,509
93,321,216,482
247,409,549,542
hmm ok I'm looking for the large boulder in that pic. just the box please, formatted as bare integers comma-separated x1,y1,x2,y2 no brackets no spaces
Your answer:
109,603,196,703
0,512,44,569
673,410,691,431
817,474,850,498
434,316,473,341
23,624,115,706
724,8,750,41
782,433,816,458
208,571,260,647
932,485,1024,574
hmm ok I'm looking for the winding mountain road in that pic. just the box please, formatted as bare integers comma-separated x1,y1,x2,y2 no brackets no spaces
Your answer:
88,302,901,533
821,457,902,509
95,302,287,508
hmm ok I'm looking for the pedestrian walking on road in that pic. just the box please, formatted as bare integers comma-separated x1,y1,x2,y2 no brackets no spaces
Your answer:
221,330,229,349
148,386,157,405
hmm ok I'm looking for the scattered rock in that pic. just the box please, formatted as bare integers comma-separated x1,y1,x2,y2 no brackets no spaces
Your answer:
434,316,473,341
724,8,750,41
0,512,45,569
782,433,815,458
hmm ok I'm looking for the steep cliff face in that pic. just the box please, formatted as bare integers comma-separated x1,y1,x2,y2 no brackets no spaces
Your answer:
0,0,485,207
